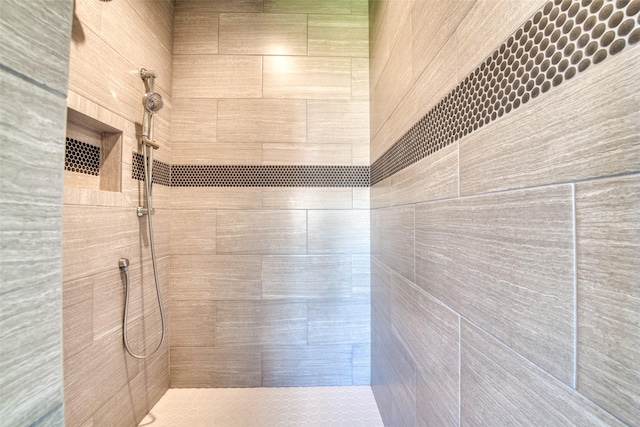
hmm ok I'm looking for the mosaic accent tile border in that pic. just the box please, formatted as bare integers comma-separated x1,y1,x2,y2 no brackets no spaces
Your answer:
171,165,369,187
370,0,640,185
65,137,100,176
132,152,172,186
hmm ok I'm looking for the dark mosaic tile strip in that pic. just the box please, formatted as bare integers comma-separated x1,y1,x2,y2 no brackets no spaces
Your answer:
65,137,100,176
370,0,640,185
171,165,370,187
132,152,171,186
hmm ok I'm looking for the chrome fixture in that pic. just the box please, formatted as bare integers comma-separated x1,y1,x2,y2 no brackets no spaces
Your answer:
118,68,167,360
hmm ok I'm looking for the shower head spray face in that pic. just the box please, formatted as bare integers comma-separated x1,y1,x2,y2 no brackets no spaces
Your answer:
143,92,164,114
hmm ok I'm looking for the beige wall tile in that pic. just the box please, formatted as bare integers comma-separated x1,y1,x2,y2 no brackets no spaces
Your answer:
62,279,94,360
171,187,263,210
172,143,263,165
371,206,414,281
411,0,475,82
171,98,217,144
173,2,219,55
264,0,351,14
171,255,262,300
352,254,371,295
216,301,307,345
391,36,457,142
456,0,546,79
263,188,353,209
99,0,172,94
461,321,625,426
64,330,139,427
370,119,391,164
263,56,352,99
173,55,262,99
308,299,370,345
415,185,575,384
351,0,369,15
218,99,307,143
308,15,368,57
219,13,308,55
370,21,412,139
353,188,370,209
351,58,370,100
175,0,263,13
170,346,261,388
308,210,370,254
217,210,307,254
170,209,216,254
576,175,640,425
171,300,216,348
63,206,138,282
390,142,458,206
352,143,369,166
459,48,640,196
0,0,72,95
392,273,459,426
262,345,353,386
307,100,369,145
368,0,390,96
371,179,391,209
262,256,353,299
263,143,353,165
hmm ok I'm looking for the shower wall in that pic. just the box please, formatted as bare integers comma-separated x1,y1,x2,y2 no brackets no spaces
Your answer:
62,1,174,426
370,0,639,426
169,0,371,387
0,1,73,425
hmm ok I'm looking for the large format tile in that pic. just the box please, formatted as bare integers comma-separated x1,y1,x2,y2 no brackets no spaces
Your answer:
219,13,307,55
173,1,219,55
262,256,352,299
264,0,351,14
307,100,369,145
170,346,261,388
217,210,307,255
455,0,546,79
308,210,370,254
390,142,458,206
262,345,353,386
353,343,371,385
0,231,64,427
262,143,352,166
263,188,353,210
171,187,262,210
415,185,575,384
371,205,414,281
218,99,307,143
171,255,262,301
308,14,368,57
575,175,640,425
172,55,262,99
392,273,459,427
263,56,352,100
0,0,73,95
216,301,308,346
170,300,216,348
170,209,216,255
308,299,370,345
172,142,263,165
459,45,640,196
460,321,625,426
171,98,217,144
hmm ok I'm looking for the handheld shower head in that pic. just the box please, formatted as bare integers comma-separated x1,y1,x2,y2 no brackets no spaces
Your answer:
143,92,164,114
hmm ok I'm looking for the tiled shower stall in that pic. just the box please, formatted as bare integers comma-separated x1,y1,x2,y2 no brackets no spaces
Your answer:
1,0,638,426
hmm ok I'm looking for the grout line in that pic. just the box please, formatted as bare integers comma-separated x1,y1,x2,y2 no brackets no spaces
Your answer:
458,315,462,426
571,182,578,390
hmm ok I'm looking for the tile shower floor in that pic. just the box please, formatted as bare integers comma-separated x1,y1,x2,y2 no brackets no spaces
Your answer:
138,386,384,427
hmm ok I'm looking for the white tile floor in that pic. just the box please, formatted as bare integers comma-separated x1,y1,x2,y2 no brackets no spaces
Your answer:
139,386,384,427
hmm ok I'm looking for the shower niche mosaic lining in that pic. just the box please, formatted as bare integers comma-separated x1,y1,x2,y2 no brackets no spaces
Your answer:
65,108,123,192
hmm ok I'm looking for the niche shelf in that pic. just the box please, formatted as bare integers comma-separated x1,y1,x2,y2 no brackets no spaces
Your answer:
65,108,123,193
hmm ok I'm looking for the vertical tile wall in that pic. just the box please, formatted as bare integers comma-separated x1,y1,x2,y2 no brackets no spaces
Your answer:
170,0,371,387
0,1,73,425
63,1,174,426
370,0,639,426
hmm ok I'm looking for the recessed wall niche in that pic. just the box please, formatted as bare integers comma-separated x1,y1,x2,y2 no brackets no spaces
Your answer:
65,108,122,192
